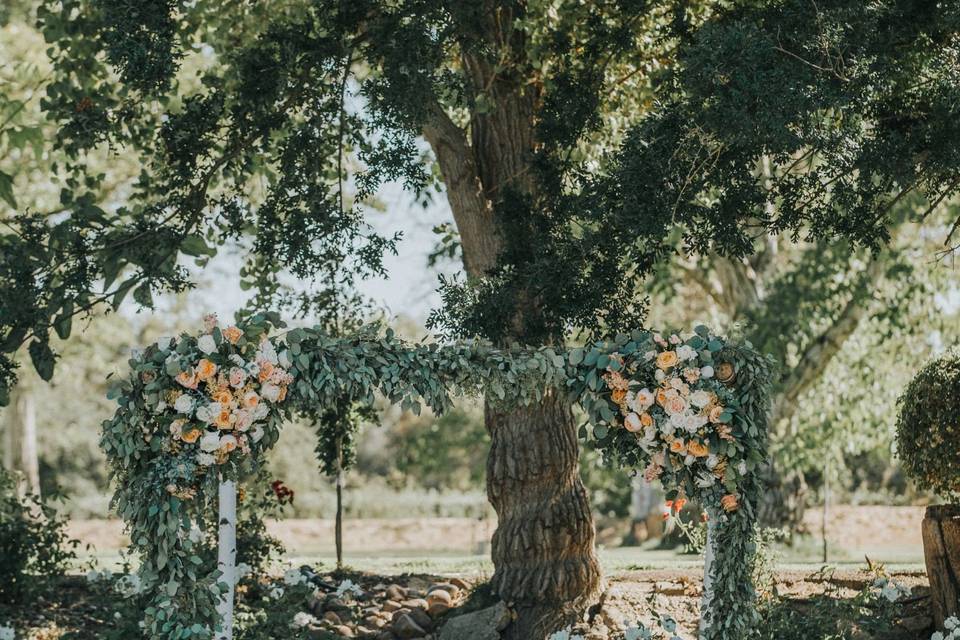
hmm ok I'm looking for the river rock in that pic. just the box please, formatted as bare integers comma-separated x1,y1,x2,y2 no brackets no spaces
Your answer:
392,613,427,639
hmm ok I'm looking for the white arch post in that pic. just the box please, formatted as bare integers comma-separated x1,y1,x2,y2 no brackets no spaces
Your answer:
216,477,237,640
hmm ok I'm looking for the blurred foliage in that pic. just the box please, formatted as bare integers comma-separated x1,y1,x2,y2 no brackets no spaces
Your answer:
0,467,79,603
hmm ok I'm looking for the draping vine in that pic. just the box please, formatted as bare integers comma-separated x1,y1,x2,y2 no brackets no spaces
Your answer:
102,319,771,639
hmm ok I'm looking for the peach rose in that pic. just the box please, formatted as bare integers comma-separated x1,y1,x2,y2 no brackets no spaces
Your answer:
277,385,287,402
643,462,662,482
176,369,198,389
258,361,275,383
181,429,201,444
709,405,726,423
687,441,709,457
242,391,260,408
222,326,243,345
720,494,739,513
214,409,234,430
683,367,700,383
665,396,687,415
624,413,643,432
669,439,687,455
212,390,233,406
640,412,653,428
196,359,218,381
656,388,669,406
716,424,734,441
656,351,679,370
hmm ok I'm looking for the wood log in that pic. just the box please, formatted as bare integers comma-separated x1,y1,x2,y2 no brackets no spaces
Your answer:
922,504,960,629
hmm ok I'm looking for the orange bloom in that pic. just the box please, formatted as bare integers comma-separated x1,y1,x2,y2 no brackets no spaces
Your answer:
656,351,679,370
277,385,287,402
665,497,688,513
176,370,198,389
687,441,709,457
669,439,687,455
640,412,653,427
611,388,627,405
656,389,669,406
720,494,739,513
258,361,275,383
212,390,233,405
214,409,234,430
222,326,243,345
181,429,201,443
196,359,218,381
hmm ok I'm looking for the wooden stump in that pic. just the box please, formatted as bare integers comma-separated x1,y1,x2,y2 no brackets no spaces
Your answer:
922,504,960,629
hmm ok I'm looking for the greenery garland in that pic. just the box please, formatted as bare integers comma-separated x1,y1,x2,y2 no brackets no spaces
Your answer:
571,327,774,639
103,319,771,639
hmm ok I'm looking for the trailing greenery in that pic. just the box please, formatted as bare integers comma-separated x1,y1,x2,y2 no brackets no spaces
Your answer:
896,350,960,500
572,328,774,639
0,468,79,603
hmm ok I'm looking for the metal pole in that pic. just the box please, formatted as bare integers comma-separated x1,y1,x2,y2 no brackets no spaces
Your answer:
216,477,236,640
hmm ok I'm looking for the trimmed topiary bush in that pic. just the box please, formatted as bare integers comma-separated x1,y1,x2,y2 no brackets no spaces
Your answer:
895,351,960,499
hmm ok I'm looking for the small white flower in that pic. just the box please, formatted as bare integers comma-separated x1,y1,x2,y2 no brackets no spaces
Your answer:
174,394,195,415
335,579,363,597
881,583,902,602
278,350,292,368
258,339,279,365
932,632,944,640
197,334,217,355
695,471,716,488
229,354,245,367
700,365,714,379
197,452,216,466
283,568,308,586
669,334,681,345
269,585,285,600
0,623,15,640
250,426,265,443
291,612,318,629
200,432,221,453
946,616,960,630
187,524,203,544
114,574,142,598
654,369,666,382
643,350,657,361
737,461,748,475
706,454,719,470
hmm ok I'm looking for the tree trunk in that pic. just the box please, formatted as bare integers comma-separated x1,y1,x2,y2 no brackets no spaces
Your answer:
3,383,40,499
421,6,602,634
486,390,601,639
922,504,960,630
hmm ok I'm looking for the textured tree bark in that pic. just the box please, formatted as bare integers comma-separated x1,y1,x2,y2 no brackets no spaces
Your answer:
486,390,601,639
922,504,960,630
421,5,603,635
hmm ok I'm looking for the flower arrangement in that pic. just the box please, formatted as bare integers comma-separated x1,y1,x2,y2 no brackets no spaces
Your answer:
120,313,293,498
585,328,763,513
571,327,773,640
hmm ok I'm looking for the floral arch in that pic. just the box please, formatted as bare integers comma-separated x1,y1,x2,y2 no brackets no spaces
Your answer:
102,314,772,640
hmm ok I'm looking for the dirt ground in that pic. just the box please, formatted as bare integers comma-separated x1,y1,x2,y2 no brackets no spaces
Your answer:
67,504,926,557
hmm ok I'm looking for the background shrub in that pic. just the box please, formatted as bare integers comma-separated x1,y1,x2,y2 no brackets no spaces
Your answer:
896,350,960,500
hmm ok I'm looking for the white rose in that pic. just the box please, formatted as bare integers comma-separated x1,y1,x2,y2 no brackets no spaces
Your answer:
234,410,253,432
250,425,265,443
197,334,217,355
700,365,714,379
643,350,657,361
291,612,317,629
195,403,219,423
229,354,245,367
253,403,270,420
187,524,203,544
659,421,675,437
737,461,748,475
245,361,260,376
677,345,697,361
261,382,281,403
154,400,168,414
689,390,711,408
654,369,665,382
197,452,216,466
706,454,719,470
200,432,221,452
632,388,655,411
623,413,643,432
683,415,701,434
174,394,195,415
946,617,959,630
278,350,292,368
684,454,695,466
258,339,279,364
